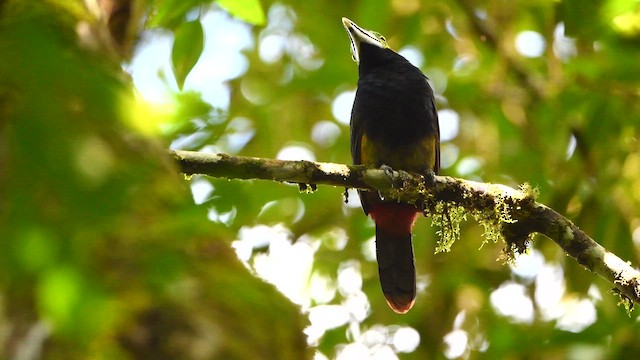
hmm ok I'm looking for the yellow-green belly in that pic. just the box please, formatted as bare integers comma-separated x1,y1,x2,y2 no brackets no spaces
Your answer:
360,134,437,172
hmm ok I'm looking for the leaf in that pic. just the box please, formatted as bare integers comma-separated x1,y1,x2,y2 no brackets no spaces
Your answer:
171,20,204,91
149,0,204,29
217,0,266,25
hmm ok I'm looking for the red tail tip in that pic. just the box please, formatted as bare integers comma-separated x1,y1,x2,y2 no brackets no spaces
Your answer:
384,294,416,314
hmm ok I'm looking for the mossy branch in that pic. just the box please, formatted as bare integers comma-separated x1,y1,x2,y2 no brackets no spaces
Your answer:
171,150,640,306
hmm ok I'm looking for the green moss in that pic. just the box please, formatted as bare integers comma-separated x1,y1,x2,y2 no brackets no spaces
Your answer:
298,183,318,193
493,194,517,224
430,202,466,254
611,288,634,316
497,243,519,265
426,182,536,263
475,210,505,250
519,182,539,200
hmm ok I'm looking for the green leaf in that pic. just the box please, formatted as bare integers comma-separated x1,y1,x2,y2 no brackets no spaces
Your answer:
171,20,204,91
149,0,204,29
217,0,266,25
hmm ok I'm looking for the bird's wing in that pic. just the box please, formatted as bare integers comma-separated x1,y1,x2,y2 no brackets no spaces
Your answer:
350,92,376,215
350,94,363,166
432,100,441,174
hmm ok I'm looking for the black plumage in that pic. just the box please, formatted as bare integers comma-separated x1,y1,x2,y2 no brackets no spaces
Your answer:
343,18,440,313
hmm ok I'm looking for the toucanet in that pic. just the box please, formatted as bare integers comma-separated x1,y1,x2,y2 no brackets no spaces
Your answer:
343,18,440,314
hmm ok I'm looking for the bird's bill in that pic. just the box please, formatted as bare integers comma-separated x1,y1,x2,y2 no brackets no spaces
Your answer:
342,17,389,63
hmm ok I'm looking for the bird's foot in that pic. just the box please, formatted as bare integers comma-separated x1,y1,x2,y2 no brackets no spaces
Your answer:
380,164,395,178
421,168,436,187
380,164,404,188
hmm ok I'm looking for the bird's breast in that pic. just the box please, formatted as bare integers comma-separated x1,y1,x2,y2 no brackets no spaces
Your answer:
360,133,437,172
355,72,437,146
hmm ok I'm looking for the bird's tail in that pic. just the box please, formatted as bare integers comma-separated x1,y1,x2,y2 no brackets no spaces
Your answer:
370,204,418,314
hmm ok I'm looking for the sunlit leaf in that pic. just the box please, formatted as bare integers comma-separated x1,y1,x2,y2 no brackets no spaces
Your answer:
217,0,266,25
37,266,82,329
171,20,204,90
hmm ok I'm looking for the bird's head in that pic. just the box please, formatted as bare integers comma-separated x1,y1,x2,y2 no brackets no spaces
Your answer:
342,17,390,64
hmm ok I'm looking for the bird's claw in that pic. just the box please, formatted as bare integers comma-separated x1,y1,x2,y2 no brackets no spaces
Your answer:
380,164,394,178
380,164,401,187
422,168,436,187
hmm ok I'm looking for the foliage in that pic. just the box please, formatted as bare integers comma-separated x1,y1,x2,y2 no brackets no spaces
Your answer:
0,0,305,358
2,0,640,359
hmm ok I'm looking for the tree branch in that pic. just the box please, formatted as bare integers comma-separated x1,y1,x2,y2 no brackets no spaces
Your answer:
171,150,640,306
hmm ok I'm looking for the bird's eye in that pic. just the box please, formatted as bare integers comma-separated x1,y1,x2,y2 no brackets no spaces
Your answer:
380,36,386,42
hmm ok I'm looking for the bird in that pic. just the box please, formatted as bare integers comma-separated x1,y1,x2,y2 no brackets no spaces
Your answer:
342,17,440,314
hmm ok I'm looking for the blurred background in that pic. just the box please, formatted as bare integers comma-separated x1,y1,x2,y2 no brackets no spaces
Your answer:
2,0,640,359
